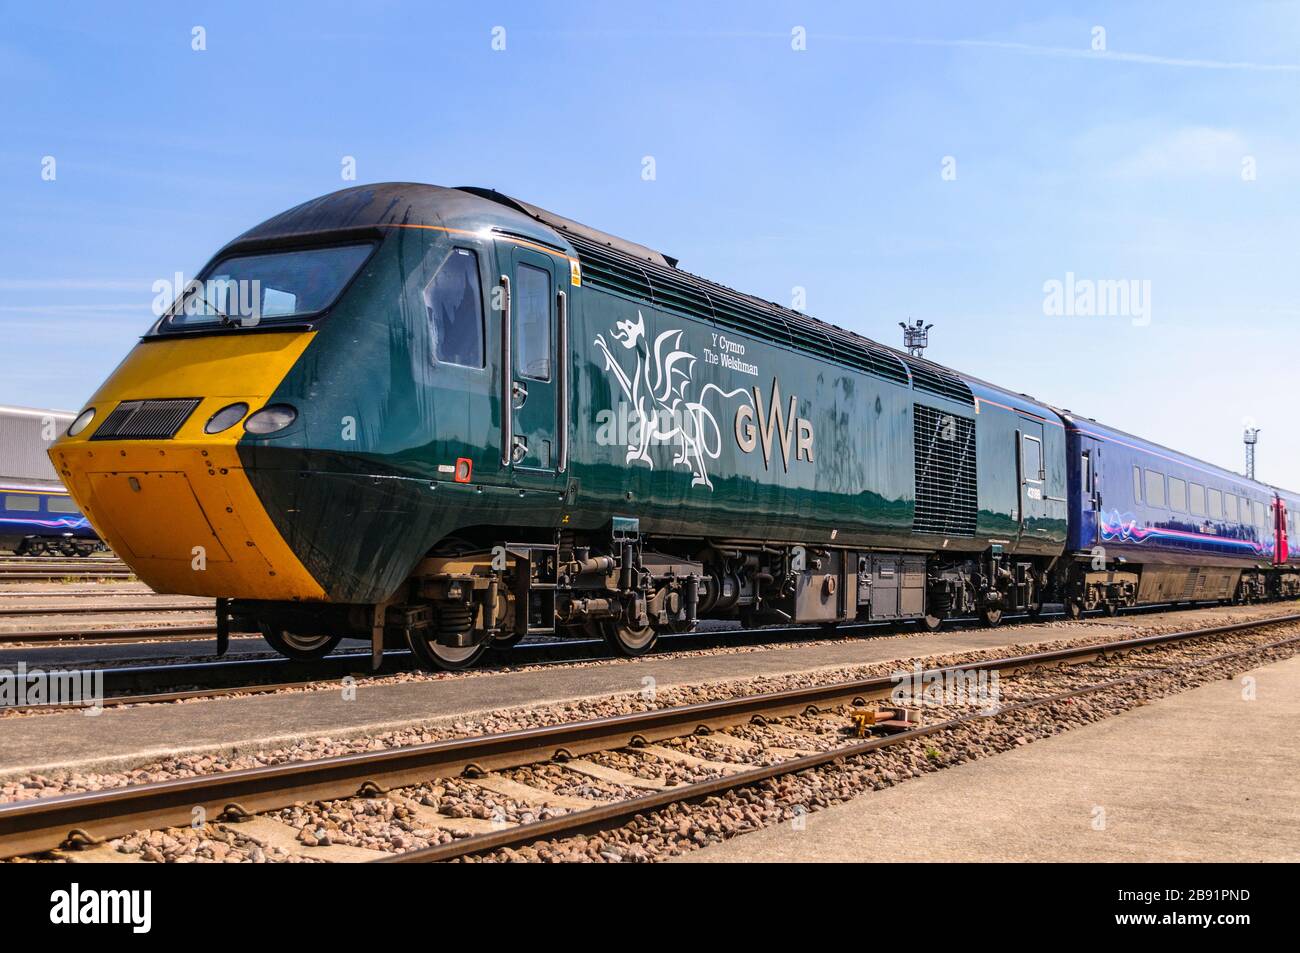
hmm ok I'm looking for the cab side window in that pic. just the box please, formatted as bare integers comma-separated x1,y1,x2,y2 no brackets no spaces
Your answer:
423,248,485,368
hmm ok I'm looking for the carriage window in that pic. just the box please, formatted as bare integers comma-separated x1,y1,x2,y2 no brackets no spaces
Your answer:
1168,477,1187,512
1133,466,1142,503
423,248,484,368
515,263,552,381
1225,494,1238,522
46,497,79,513
1081,452,1092,493
1189,483,1206,516
1207,488,1223,519
1145,470,1166,507
1253,501,1266,528
4,494,39,512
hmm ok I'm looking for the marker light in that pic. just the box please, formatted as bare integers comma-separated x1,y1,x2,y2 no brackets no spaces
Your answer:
67,407,96,436
244,404,298,435
204,402,249,434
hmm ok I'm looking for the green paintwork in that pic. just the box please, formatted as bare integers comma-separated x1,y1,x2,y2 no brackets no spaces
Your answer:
210,184,1067,604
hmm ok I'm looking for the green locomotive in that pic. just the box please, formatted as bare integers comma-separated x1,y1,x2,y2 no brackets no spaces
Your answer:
51,184,1067,668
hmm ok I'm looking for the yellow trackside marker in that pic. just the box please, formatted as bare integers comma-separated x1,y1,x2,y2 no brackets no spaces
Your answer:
50,331,326,601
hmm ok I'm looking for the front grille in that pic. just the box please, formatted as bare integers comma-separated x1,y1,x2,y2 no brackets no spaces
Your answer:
913,403,978,537
89,398,202,441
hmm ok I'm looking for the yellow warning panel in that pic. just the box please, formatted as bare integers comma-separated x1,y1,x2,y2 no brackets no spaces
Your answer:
87,471,231,562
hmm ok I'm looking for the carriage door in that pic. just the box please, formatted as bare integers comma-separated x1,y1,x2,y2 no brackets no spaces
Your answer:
1017,420,1048,543
500,245,561,484
1275,497,1289,565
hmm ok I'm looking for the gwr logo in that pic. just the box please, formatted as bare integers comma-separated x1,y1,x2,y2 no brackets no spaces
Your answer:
734,378,814,471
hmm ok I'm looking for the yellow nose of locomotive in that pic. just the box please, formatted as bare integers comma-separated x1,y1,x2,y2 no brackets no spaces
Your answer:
50,332,325,601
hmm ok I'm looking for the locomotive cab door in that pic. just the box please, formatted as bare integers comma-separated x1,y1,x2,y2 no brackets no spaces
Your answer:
1017,420,1049,544
499,244,563,489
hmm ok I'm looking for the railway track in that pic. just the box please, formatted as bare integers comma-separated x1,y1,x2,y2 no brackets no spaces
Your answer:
0,623,873,712
1,613,1295,861
1,602,1290,706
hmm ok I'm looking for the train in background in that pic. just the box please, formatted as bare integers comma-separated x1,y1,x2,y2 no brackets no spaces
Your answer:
0,406,100,556
47,183,1299,669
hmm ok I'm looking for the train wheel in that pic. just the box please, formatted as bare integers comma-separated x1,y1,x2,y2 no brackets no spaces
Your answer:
406,603,490,671
1066,600,1083,620
259,624,342,661
1102,602,1119,617
600,620,658,657
407,631,490,670
919,613,945,632
1025,602,1044,620
980,608,1003,628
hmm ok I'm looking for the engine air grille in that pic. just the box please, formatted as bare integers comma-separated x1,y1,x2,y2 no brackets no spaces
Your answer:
904,360,975,405
913,403,977,537
89,398,202,441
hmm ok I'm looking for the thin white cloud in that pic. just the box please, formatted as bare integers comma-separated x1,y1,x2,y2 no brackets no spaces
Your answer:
0,304,145,314
1111,126,1252,179
0,279,152,291
838,35,1300,73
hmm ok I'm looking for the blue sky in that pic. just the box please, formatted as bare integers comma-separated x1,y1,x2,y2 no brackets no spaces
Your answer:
1,1,1297,483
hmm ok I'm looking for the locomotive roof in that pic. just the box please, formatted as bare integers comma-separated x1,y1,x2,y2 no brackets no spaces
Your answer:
1055,412,1271,492
223,184,1283,496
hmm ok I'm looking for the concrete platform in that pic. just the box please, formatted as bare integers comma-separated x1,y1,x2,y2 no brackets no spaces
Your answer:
678,654,1300,862
0,620,1137,779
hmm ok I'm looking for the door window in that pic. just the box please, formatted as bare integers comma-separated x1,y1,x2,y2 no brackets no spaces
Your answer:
1022,436,1043,482
515,263,552,381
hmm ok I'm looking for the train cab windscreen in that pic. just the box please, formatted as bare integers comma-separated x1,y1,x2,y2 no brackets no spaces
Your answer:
157,243,373,331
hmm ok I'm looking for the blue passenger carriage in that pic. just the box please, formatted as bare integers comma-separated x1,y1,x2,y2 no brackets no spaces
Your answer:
0,405,100,556
1061,414,1277,611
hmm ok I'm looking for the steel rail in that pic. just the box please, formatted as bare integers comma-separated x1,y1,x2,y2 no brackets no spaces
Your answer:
0,624,216,645
0,603,211,617
383,627,1300,862
0,572,135,582
0,612,1295,860
0,589,151,598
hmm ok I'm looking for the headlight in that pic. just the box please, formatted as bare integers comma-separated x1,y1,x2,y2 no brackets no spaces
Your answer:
244,404,298,435
67,407,96,436
204,402,249,434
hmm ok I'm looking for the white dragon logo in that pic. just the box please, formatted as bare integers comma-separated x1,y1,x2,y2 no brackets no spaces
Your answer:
594,311,746,490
